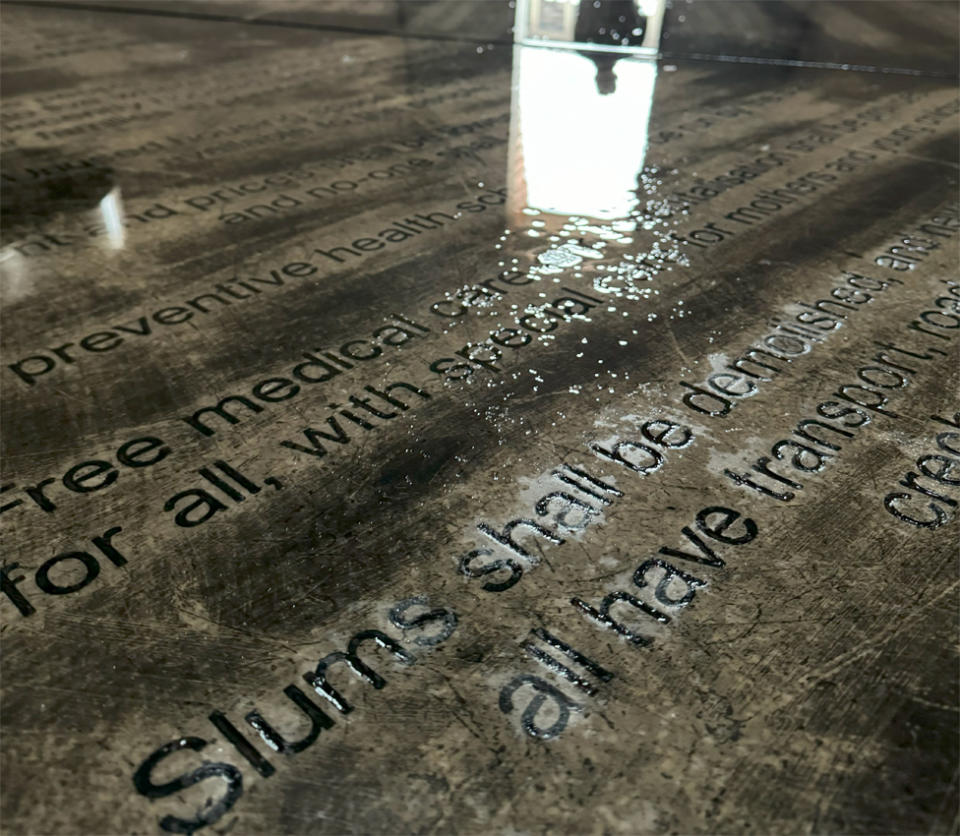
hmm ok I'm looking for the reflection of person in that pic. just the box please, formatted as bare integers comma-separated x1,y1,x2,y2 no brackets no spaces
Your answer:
574,0,647,95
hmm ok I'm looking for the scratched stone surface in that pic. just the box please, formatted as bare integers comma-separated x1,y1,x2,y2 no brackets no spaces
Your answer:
1,2,958,834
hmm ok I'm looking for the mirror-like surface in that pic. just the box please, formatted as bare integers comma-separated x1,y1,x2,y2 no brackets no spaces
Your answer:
1,2,957,834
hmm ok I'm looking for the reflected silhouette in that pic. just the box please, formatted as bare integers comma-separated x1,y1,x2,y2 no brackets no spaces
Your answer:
584,52,619,95
574,0,647,45
575,0,648,94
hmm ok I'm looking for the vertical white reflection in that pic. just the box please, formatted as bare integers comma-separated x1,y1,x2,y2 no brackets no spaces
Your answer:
99,186,126,249
508,46,657,222
0,247,30,303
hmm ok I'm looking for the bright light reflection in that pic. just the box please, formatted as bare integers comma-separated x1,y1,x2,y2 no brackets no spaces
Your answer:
509,45,657,221
0,247,30,302
99,186,126,249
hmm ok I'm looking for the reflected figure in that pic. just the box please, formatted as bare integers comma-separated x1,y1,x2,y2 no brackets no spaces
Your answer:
582,51,621,95
582,52,621,96
574,0,648,94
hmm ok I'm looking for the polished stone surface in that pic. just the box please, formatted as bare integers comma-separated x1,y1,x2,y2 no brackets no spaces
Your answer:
1,2,958,834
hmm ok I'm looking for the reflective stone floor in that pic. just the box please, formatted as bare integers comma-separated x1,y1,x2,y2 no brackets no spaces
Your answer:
1,2,957,834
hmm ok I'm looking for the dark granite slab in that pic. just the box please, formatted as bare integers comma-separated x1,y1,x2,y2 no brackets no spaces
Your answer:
1,2,957,834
